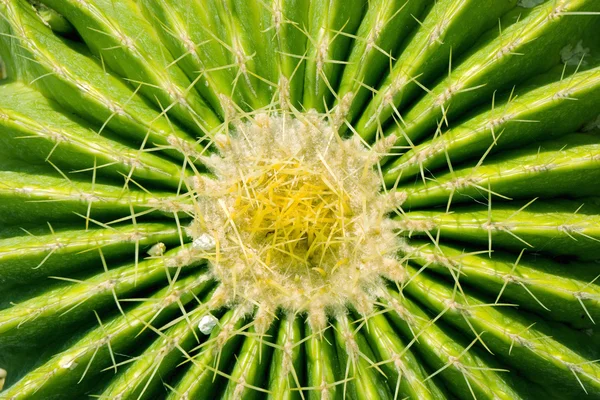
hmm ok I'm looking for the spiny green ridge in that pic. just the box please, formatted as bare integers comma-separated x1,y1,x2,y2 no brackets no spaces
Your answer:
0,0,599,399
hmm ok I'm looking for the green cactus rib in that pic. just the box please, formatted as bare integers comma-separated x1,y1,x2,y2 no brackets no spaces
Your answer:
99,288,219,400
266,314,304,400
383,290,532,399
167,309,246,399
134,0,235,114
403,240,600,329
354,0,521,140
0,0,599,399
359,0,596,143
304,322,342,399
301,0,364,112
332,313,393,399
384,65,600,185
335,0,430,130
220,323,278,399
36,0,222,134
0,222,182,288
0,0,204,164
403,264,600,397
1,274,213,399
360,311,446,399
268,0,310,109
0,82,187,188
0,245,204,342
399,199,600,260
0,163,186,225
400,133,600,209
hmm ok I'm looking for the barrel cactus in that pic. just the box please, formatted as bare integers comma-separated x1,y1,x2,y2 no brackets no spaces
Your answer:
0,0,599,398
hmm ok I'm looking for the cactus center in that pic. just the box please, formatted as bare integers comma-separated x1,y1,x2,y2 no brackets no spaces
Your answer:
188,111,406,324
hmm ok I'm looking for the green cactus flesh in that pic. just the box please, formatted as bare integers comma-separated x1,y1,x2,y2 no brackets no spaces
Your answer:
0,0,599,399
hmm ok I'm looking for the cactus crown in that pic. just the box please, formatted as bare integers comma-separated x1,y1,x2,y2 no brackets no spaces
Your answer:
188,110,405,327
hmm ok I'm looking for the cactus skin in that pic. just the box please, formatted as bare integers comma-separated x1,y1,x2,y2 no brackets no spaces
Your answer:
0,0,599,399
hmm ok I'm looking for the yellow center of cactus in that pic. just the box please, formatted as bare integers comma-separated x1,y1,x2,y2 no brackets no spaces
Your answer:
187,111,406,327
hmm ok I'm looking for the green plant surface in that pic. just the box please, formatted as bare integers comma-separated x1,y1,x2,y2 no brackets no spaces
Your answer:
0,0,599,399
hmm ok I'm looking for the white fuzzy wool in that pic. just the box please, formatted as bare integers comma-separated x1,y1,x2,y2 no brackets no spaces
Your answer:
187,112,406,328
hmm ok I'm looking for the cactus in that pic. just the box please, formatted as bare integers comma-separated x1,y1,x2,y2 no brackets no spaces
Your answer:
0,0,599,398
